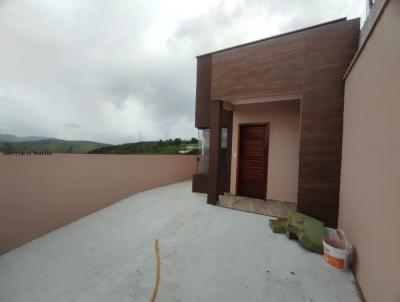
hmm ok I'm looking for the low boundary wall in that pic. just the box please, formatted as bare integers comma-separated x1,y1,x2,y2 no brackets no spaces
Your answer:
0,154,196,254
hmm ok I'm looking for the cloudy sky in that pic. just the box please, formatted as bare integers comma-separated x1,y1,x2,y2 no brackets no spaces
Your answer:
0,0,365,144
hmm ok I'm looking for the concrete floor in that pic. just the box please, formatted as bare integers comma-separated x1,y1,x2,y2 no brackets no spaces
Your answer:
0,181,362,302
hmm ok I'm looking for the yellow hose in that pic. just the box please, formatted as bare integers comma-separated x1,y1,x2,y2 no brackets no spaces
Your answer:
149,239,160,302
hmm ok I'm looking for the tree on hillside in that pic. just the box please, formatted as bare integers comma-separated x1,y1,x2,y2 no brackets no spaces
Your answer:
173,138,182,145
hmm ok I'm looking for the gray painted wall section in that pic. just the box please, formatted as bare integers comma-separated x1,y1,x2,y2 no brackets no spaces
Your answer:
360,0,386,44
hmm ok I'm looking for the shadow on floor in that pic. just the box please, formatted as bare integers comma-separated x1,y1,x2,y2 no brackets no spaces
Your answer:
218,194,296,218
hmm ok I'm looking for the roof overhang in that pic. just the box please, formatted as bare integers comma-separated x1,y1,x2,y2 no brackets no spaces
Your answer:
222,94,302,110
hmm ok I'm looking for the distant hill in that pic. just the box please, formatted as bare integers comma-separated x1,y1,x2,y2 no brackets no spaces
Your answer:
0,134,198,155
0,139,110,154
89,138,198,155
0,133,50,143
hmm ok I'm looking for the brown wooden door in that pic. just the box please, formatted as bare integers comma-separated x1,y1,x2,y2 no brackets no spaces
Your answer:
238,124,269,200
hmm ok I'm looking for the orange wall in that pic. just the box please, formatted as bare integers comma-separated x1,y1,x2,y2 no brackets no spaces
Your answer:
230,100,300,203
0,154,196,255
339,1,400,301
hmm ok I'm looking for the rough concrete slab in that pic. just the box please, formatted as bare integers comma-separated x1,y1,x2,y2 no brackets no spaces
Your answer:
0,181,362,302
219,193,296,218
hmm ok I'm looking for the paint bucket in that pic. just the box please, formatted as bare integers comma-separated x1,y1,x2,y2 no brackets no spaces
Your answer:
323,229,353,271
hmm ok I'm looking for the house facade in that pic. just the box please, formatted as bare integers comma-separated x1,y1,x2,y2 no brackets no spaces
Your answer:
192,18,360,227
193,1,400,300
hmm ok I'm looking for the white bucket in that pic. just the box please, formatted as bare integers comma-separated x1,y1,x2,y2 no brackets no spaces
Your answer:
323,229,353,271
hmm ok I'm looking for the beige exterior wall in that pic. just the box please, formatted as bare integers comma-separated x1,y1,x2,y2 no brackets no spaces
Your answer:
339,1,400,301
230,100,300,203
0,154,196,255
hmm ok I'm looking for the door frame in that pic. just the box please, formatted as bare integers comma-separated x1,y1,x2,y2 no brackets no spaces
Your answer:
236,122,270,200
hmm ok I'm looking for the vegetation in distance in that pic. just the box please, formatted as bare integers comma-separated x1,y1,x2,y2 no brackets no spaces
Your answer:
0,139,109,154
88,138,198,155
0,133,199,155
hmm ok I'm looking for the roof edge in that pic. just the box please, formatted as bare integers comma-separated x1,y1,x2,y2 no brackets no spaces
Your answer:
196,17,349,58
343,0,390,80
